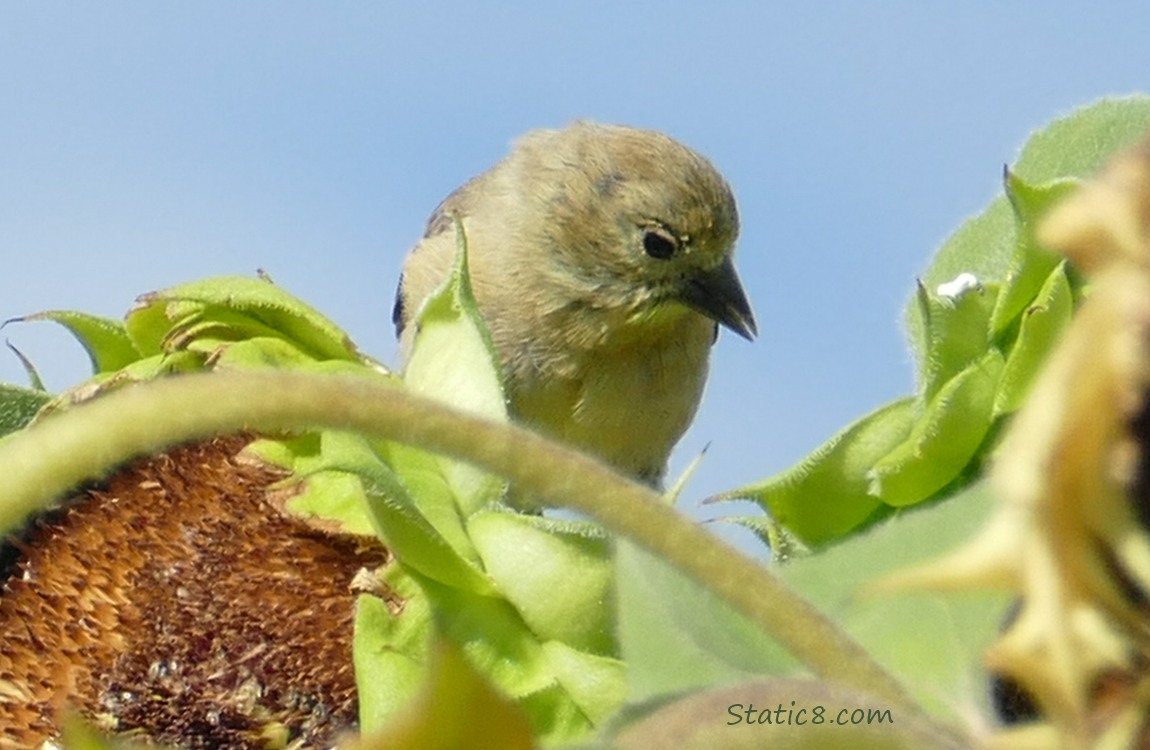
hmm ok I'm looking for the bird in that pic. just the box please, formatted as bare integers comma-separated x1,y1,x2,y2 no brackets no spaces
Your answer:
393,121,756,486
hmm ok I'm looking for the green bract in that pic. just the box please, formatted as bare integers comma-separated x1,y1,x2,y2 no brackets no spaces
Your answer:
0,383,50,438
716,95,1150,547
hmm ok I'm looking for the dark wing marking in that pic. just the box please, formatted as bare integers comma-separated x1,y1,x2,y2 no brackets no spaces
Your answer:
423,176,480,238
392,273,407,339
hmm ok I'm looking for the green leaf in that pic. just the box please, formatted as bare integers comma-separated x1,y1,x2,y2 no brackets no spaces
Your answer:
915,278,998,403
1013,94,1150,181
374,441,492,572
612,484,1003,742
368,474,495,593
714,513,809,563
125,275,361,362
246,429,391,536
403,253,505,421
200,335,336,370
354,635,536,750
905,198,1016,380
115,349,206,381
993,262,1074,416
540,641,627,726
0,382,51,438
166,307,310,353
713,398,916,545
414,571,597,742
287,470,376,535
3,340,46,391
249,426,496,594
306,431,496,593
354,589,433,734
11,311,141,374
399,230,508,516
615,540,796,701
778,481,1007,720
868,351,1004,506
989,174,1079,339
468,510,615,655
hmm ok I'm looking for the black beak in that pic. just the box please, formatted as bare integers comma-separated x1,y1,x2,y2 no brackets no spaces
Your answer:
678,257,757,340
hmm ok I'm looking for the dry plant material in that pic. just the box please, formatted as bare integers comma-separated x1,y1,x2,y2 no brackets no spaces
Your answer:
885,136,1150,747
0,435,392,749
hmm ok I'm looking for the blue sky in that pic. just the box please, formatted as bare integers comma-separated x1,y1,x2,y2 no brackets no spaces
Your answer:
2,4,1147,548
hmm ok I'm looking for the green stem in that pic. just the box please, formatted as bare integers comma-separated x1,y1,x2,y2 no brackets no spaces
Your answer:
0,371,932,719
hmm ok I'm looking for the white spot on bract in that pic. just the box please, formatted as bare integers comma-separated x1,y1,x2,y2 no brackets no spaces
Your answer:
936,272,984,302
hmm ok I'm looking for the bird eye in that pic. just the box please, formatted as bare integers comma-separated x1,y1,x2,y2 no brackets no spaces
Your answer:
643,229,677,260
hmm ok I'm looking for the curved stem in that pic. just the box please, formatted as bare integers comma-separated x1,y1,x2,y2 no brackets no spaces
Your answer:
0,371,928,717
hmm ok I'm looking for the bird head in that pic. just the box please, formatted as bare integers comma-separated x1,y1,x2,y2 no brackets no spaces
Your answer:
514,122,757,342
